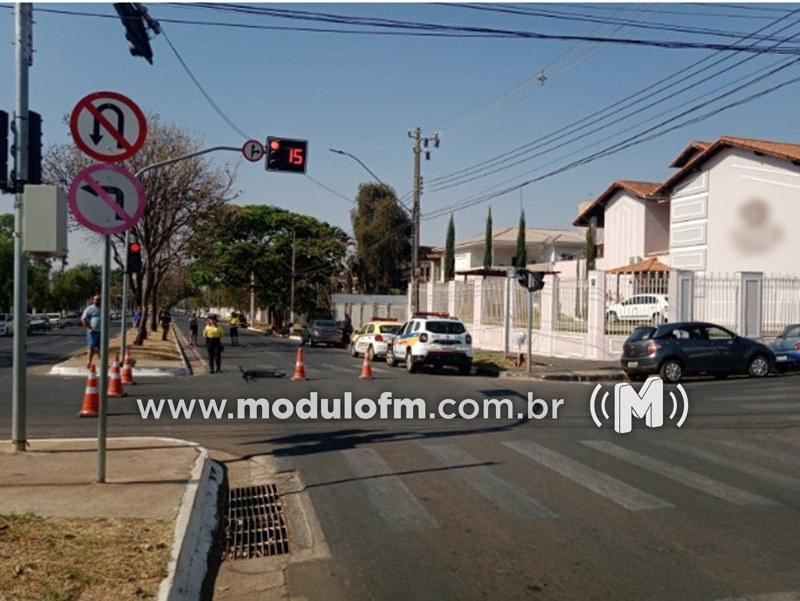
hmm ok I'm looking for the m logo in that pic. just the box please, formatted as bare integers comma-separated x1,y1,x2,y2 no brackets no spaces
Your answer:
590,376,688,434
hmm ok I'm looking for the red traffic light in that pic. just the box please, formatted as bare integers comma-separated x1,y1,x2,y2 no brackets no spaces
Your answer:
266,137,307,174
270,140,280,150
129,242,141,253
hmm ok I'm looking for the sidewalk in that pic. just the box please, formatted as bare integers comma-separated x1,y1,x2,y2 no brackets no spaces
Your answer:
49,327,189,377
502,353,625,382
0,436,221,601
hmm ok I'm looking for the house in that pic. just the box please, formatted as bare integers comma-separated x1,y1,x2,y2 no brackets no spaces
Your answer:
573,135,800,276
423,227,586,281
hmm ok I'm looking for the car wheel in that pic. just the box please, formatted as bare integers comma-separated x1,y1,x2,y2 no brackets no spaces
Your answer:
747,354,770,378
367,345,375,362
386,347,396,367
406,350,417,373
350,342,358,357
659,359,683,383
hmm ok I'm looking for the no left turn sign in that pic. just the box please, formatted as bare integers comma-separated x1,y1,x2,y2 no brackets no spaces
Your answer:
70,91,147,162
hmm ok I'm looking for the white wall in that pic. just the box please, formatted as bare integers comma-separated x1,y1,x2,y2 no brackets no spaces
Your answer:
596,191,647,271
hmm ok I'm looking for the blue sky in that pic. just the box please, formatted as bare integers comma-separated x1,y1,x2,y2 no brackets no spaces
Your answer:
2,2,800,265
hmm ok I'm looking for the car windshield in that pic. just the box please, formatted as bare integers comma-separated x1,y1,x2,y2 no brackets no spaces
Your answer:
314,320,337,328
379,325,401,334
627,326,656,342
778,324,800,338
426,321,466,334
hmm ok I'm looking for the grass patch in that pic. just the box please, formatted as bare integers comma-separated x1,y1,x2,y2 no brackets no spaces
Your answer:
0,513,171,601
472,350,516,371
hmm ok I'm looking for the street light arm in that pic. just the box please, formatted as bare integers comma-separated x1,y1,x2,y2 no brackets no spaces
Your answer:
135,145,242,178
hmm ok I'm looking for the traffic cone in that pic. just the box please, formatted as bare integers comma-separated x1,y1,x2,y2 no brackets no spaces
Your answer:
358,352,374,380
291,347,307,381
107,354,126,397
78,365,99,418
121,351,134,385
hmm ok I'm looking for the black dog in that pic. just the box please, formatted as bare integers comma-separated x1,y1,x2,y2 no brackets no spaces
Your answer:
239,366,286,382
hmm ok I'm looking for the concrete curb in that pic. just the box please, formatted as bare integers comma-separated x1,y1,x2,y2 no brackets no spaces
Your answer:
48,365,189,377
171,325,194,376
157,439,223,601
501,370,626,383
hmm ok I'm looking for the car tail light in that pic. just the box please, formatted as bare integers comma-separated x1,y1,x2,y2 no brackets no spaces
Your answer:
646,341,661,355
465,334,472,345
419,333,428,343
375,334,383,342
794,342,800,350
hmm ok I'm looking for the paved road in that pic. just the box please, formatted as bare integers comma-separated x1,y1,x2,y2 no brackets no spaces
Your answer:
2,322,800,600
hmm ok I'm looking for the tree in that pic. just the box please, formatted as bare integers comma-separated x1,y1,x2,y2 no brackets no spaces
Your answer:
43,113,237,344
191,204,348,322
514,210,527,268
585,220,597,271
51,263,102,311
444,214,455,281
351,183,411,294
483,207,493,269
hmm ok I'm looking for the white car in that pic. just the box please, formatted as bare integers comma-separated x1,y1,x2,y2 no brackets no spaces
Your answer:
386,313,473,374
47,313,64,329
350,320,402,360
607,294,669,324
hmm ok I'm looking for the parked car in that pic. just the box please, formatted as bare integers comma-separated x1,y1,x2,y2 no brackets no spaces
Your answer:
770,323,800,372
607,294,669,325
28,314,51,333
0,313,12,337
621,322,774,383
302,319,343,347
349,320,402,360
61,312,80,327
47,313,64,329
386,313,473,374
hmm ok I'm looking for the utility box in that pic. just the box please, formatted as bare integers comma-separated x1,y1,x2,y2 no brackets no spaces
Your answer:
23,185,68,257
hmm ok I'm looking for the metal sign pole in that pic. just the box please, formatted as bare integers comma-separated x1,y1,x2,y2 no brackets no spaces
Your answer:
527,274,534,377
97,234,111,483
120,228,130,360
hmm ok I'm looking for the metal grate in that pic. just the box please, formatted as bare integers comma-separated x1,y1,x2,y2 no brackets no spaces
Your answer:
223,484,289,560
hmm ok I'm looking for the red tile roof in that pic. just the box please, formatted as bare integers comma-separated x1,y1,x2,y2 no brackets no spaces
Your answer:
573,180,663,226
655,136,800,195
606,257,671,274
669,140,712,168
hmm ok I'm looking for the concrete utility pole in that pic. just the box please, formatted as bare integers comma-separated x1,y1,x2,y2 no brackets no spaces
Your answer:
408,127,440,314
11,3,32,452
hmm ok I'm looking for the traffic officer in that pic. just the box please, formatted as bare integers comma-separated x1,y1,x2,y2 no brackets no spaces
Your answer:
229,312,240,346
204,315,224,374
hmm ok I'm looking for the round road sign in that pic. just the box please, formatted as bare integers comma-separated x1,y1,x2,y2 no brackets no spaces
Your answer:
242,139,265,162
68,164,146,235
70,91,147,162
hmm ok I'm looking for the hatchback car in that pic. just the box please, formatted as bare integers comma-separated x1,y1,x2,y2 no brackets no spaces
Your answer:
350,320,402,360
302,319,342,347
771,323,800,372
607,294,669,325
621,322,774,383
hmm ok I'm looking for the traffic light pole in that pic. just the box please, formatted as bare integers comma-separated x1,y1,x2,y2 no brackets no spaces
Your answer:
11,3,32,452
119,145,241,351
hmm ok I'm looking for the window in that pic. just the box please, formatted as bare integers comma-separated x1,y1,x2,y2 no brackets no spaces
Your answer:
365,324,374,334
426,321,466,334
412,321,421,332
380,325,401,334
705,326,734,341
780,325,800,338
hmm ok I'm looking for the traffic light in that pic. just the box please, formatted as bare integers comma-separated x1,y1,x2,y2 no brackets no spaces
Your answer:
517,269,546,292
266,137,308,174
0,111,8,192
127,241,142,273
113,3,160,64
27,110,42,185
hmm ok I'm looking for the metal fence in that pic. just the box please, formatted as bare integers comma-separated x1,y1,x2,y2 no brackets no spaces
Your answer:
513,284,541,329
481,277,505,326
693,274,739,332
604,271,670,336
455,281,475,324
555,277,588,333
763,275,800,337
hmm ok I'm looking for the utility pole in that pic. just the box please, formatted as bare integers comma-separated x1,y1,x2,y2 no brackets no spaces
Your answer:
289,230,296,325
408,127,440,314
12,3,32,452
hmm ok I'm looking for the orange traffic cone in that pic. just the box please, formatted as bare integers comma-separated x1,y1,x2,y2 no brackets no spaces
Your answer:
358,352,374,380
291,347,307,381
107,354,126,397
78,365,99,418
121,351,134,385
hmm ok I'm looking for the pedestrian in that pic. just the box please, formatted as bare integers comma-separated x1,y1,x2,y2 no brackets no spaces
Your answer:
159,309,172,341
204,315,224,374
132,305,142,329
189,312,199,345
229,311,240,346
342,313,353,346
80,294,102,369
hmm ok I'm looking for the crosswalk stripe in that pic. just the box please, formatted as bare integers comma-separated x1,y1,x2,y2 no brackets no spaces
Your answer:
581,441,776,506
504,441,672,511
739,402,800,411
714,592,800,600
341,448,438,532
654,440,800,491
421,443,556,520
717,440,800,467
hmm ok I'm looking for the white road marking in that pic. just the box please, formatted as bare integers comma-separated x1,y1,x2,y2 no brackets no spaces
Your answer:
504,440,672,511
654,440,800,491
421,443,557,520
718,440,800,467
581,441,776,506
341,448,438,532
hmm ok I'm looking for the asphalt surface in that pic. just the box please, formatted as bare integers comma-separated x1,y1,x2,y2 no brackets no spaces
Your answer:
2,319,800,600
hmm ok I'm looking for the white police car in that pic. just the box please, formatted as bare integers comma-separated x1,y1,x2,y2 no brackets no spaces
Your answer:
386,313,473,374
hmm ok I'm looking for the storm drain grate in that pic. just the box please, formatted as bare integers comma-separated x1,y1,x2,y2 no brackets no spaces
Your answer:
223,484,289,560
